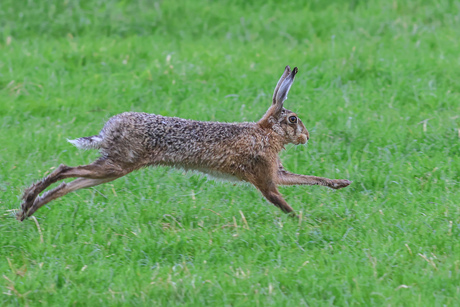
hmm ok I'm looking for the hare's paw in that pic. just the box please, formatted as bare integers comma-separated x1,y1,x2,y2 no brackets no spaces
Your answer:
16,207,27,222
19,183,43,221
331,179,352,189
17,198,34,221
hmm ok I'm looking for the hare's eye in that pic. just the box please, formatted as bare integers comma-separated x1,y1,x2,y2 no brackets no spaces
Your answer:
288,116,297,124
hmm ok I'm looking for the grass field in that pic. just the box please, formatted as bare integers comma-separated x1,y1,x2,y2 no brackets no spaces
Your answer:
1,0,460,305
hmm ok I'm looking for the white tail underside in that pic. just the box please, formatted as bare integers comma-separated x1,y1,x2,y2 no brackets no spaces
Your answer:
67,135,103,150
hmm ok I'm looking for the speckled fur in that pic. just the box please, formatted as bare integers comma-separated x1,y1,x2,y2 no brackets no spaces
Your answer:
91,113,282,179
17,66,351,221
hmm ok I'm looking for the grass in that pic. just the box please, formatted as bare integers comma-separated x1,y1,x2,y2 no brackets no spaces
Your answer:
1,0,460,305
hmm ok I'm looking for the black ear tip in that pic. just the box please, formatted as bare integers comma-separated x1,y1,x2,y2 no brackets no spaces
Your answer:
293,67,298,74
285,65,291,70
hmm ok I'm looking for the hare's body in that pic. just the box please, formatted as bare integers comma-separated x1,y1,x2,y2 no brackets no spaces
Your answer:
18,66,351,221
82,112,278,180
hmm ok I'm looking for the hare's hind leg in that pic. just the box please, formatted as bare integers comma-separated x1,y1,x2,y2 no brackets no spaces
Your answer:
18,158,128,221
21,177,115,219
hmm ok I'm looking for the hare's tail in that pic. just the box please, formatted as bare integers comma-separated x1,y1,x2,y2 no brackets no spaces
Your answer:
67,135,103,150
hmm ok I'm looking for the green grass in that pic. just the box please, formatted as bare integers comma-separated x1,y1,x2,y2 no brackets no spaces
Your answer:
1,0,460,305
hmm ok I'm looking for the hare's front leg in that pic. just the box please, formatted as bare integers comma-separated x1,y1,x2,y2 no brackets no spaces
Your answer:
251,179,296,215
276,168,351,189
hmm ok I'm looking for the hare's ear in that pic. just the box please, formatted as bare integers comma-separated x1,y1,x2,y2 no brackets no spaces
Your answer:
274,66,298,111
258,66,299,127
272,65,292,106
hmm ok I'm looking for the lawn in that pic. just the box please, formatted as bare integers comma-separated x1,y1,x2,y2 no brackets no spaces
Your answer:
1,0,460,305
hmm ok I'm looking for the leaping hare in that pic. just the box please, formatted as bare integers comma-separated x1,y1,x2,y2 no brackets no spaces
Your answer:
17,66,351,221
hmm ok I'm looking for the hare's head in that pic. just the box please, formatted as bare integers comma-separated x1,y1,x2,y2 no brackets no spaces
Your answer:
258,66,309,145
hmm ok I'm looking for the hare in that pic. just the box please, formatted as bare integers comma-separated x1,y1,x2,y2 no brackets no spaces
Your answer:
17,66,351,221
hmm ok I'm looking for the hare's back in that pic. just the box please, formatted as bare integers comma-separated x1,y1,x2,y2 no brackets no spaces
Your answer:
100,112,261,167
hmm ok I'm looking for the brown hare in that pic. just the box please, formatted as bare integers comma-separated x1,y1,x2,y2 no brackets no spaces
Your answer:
17,66,351,221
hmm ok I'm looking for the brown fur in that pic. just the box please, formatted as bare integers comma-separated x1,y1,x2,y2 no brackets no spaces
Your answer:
17,66,351,221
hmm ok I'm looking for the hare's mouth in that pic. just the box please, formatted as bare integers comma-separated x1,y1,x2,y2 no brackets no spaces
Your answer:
297,135,308,145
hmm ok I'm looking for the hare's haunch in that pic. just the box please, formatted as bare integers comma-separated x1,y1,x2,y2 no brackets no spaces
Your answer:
17,66,351,221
